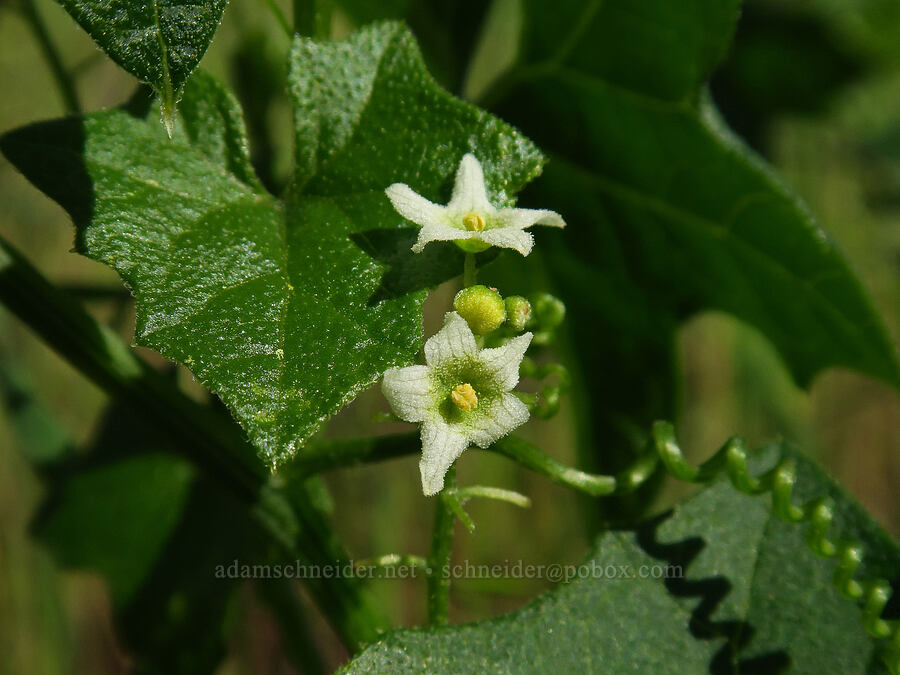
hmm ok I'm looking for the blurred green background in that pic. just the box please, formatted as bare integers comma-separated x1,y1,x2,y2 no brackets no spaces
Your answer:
1,0,898,672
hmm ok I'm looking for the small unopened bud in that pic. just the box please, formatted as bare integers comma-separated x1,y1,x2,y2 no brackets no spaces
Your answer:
531,293,565,329
504,296,532,332
453,285,506,335
451,383,478,411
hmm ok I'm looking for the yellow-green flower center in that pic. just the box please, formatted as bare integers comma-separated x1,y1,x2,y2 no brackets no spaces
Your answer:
450,383,478,411
462,212,485,232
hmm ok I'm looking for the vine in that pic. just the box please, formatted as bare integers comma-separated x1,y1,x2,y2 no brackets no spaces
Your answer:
296,421,900,671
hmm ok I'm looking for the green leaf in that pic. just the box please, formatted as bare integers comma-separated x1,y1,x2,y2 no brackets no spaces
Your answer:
710,1,866,149
0,23,544,467
55,0,229,130
491,0,900,390
346,533,719,673
36,451,194,607
344,445,900,673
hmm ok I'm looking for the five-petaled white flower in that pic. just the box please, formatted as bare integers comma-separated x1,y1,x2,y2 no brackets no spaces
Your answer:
382,312,533,495
385,153,566,256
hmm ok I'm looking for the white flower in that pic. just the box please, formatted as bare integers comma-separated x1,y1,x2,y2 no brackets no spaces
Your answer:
382,312,533,495
385,153,565,256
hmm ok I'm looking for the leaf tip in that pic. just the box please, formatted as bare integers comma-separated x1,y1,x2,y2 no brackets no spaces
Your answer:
159,97,176,140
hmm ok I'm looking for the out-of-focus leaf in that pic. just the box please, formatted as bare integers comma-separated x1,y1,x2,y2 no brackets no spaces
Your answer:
333,0,491,92
344,445,900,673
494,0,900,391
711,1,865,149
229,29,289,193
36,452,194,606
0,24,545,468
55,0,229,128
0,363,72,464
30,402,269,674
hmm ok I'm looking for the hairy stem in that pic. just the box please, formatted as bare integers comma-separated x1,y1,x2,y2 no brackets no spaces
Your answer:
427,465,458,625
20,0,80,114
0,237,389,650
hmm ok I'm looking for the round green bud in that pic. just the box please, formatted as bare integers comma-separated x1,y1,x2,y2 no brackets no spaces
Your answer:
532,293,565,329
453,285,506,335
504,296,532,332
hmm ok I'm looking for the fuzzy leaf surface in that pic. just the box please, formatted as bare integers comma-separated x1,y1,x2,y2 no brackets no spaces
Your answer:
0,25,544,466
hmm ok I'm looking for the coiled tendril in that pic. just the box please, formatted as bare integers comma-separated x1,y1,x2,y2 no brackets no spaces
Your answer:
651,421,900,673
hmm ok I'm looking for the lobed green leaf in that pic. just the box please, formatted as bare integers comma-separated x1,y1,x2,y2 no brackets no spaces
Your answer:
0,24,545,467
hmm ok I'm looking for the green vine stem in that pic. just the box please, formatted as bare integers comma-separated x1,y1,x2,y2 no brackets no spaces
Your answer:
19,0,81,114
424,249,482,623
427,465,458,625
0,237,389,650
261,0,292,38
285,432,652,497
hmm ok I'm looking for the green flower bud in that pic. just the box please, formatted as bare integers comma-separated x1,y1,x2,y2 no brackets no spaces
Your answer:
531,293,565,329
504,296,532,332
453,285,506,335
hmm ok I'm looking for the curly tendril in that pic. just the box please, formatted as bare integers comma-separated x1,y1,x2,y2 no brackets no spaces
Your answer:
651,421,900,674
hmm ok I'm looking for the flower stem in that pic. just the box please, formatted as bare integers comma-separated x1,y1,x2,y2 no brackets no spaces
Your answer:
427,465,458,625
457,485,531,509
463,252,477,288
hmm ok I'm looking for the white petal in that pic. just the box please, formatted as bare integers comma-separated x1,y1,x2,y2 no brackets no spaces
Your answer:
468,393,530,448
478,227,534,256
386,183,447,228
412,221,468,253
447,153,493,213
479,332,533,391
382,365,433,423
496,207,566,229
420,419,469,496
424,312,477,367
